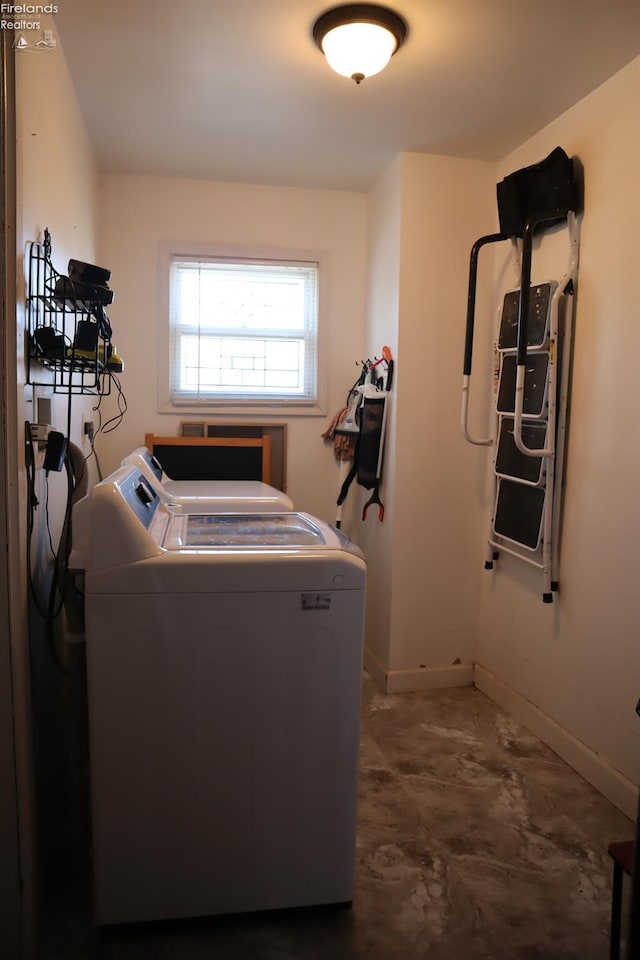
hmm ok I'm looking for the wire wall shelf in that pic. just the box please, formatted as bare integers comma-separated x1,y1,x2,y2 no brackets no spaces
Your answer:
26,229,116,396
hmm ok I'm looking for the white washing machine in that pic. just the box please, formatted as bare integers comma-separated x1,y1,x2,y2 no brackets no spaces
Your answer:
73,466,366,926
122,446,294,512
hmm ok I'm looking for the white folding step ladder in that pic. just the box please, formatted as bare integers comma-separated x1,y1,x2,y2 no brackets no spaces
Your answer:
462,148,580,602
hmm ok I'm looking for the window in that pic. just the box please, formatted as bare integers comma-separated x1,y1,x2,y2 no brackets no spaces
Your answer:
166,253,320,409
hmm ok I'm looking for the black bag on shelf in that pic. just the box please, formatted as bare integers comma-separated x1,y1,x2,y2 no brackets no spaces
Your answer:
497,146,578,237
53,275,114,306
32,326,66,360
68,258,111,285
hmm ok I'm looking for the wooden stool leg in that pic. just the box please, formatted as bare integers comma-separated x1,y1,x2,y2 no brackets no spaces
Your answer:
610,861,623,960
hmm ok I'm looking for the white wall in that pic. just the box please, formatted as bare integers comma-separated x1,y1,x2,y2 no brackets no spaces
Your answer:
475,58,640,806
354,156,402,677
391,153,497,672
358,63,640,812
17,17,100,492
17,16,99,669
361,153,496,688
95,174,368,522
15,19,99,953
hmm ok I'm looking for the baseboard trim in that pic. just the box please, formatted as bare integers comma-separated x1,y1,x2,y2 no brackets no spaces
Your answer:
363,647,473,694
386,663,474,694
474,663,638,820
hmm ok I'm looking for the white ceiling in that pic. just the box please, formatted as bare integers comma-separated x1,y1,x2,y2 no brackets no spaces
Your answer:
55,0,640,192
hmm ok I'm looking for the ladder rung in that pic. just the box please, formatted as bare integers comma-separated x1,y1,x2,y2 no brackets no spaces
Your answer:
495,417,548,484
488,539,547,571
497,353,549,417
498,282,554,351
493,479,546,550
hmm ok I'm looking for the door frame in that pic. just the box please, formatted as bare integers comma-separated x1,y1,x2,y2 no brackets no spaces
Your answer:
0,30,36,960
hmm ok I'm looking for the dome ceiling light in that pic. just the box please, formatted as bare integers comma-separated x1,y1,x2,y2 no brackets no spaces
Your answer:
313,3,407,84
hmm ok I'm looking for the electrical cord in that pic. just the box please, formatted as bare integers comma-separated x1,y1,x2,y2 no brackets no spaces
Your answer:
26,322,127,676
94,304,112,341
93,442,103,482
44,446,80,676
85,428,103,481
43,474,59,561
25,422,49,620
93,370,128,434
27,236,126,671
73,422,102,485
25,421,68,673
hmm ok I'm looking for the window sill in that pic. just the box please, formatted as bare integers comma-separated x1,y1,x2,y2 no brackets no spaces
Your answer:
159,398,327,418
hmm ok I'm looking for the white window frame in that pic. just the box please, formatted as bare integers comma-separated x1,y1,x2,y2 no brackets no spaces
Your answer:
158,242,327,416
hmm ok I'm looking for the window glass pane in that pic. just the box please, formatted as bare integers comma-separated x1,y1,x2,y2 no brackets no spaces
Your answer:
178,271,201,326
170,256,318,403
265,340,301,372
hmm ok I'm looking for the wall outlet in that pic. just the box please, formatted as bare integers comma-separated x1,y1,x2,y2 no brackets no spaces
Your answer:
36,397,52,425
29,422,51,447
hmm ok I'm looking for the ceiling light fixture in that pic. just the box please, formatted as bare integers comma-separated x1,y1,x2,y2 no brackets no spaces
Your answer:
313,3,407,85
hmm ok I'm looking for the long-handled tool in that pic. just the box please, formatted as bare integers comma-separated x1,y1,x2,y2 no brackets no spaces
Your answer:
362,346,393,522
335,459,352,529
331,366,369,528
361,392,388,521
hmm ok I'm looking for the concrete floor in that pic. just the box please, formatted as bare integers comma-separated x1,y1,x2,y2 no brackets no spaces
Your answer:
41,673,635,959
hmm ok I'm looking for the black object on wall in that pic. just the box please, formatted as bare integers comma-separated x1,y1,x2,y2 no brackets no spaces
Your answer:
496,146,579,238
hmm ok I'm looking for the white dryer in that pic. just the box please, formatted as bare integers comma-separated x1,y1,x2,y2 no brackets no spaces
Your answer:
122,446,293,512
74,466,366,926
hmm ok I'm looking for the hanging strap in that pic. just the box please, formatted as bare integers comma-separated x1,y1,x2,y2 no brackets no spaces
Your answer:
337,461,358,506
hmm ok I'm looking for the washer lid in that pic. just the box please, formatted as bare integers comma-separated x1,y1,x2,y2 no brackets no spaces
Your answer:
163,512,329,549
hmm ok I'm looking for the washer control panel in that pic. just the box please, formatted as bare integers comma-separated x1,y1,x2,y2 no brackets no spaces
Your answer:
118,470,161,529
